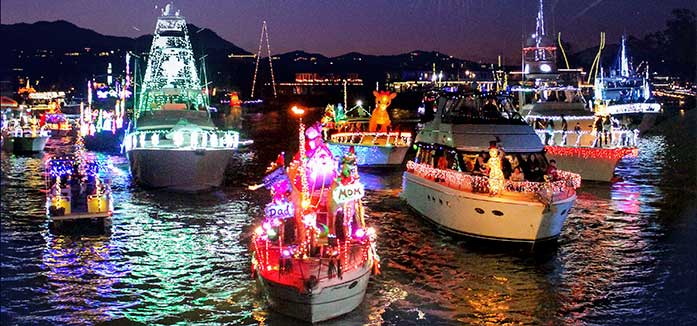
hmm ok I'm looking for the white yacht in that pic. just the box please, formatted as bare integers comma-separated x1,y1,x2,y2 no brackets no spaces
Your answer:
124,4,250,192
512,0,639,182
401,90,580,242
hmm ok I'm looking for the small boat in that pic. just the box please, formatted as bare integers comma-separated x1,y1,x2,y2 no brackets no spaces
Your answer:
323,91,412,167
252,107,379,323
1,118,50,153
45,137,113,222
401,89,580,243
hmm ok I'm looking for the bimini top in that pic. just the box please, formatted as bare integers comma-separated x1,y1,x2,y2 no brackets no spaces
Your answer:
416,89,544,153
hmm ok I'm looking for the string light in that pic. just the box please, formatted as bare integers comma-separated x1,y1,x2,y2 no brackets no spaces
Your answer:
545,146,638,161
406,161,580,197
251,20,277,98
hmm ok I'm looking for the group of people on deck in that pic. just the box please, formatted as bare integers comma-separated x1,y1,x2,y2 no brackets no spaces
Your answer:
421,147,559,185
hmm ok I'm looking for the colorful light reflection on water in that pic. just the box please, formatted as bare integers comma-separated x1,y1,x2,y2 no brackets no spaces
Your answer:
1,110,696,325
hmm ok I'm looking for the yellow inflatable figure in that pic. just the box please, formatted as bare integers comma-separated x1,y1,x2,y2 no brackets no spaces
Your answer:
369,91,396,132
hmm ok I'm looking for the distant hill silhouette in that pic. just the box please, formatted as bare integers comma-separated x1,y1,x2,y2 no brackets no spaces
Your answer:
1,20,251,54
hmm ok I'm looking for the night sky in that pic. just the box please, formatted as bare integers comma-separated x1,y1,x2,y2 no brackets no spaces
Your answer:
1,0,693,63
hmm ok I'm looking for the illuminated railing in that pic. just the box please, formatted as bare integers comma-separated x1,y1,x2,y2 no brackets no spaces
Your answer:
534,129,640,148
252,238,373,291
123,130,252,151
329,132,412,147
605,103,662,115
406,161,580,200
8,126,50,137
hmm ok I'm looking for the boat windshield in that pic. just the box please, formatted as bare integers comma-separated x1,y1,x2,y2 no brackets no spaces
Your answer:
437,93,526,125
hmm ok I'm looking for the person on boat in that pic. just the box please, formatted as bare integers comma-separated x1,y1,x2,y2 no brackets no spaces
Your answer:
474,151,489,175
546,159,559,180
561,115,568,145
594,116,604,147
500,149,512,179
507,154,520,172
574,122,582,144
510,167,525,182
437,153,448,170
527,154,543,181
50,179,61,197
545,119,554,145
603,116,612,147
482,98,499,120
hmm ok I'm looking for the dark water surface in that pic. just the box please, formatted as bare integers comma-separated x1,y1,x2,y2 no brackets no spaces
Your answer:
2,110,696,325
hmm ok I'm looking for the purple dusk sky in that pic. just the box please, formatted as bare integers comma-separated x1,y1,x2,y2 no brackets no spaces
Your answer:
1,0,693,63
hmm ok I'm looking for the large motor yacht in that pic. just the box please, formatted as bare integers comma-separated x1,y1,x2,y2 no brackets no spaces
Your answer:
401,89,580,242
124,4,250,191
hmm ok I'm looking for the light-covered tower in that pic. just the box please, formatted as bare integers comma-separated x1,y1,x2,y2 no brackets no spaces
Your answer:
138,3,205,118
522,0,557,78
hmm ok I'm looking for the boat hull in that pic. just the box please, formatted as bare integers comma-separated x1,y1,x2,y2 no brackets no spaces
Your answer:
3,136,49,153
126,148,233,191
546,152,622,182
327,143,408,167
257,265,371,323
401,172,575,242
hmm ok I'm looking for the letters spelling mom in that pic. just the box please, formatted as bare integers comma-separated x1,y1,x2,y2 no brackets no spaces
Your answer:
332,182,365,204
265,201,294,219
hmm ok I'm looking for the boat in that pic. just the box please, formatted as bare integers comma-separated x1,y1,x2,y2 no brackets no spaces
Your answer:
252,107,379,323
401,88,581,243
523,104,639,182
123,4,251,191
80,78,130,152
45,137,113,222
323,91,412,167
593,34,662,133
512,0,638,182
1,114,50,153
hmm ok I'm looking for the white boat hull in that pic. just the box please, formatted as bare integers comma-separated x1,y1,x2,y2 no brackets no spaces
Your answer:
257,265,371,323
126,148,233,191
327,143,408,167
401,173,575,242
546,152,621,182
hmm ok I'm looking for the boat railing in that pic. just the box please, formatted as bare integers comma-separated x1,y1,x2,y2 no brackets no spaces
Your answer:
406,161,580,201
534,128,640,148
123,129,252,151
254,239,372,289
329,131,412,147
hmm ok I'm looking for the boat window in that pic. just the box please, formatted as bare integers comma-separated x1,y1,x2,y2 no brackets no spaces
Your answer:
456,150,550,182
439,94,525,125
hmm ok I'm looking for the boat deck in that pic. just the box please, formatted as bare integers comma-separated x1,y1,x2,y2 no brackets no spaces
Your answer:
50,211,111,221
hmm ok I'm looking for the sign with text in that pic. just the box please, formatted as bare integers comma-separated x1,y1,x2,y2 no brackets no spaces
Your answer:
332,182,365,204
263,168,290,190
265,201,294,219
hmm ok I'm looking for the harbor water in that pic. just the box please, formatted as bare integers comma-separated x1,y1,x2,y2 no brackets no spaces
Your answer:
1,110,696,325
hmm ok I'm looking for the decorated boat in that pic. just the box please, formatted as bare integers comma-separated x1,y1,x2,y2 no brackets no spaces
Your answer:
45,136,113,222
512,0,638,182
81,64,131,151
401,89,580,243
523,105,639,182
123,4,251,191
251,107,379,323
323,91,412,167
1,115,50,153
594,34,662,133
